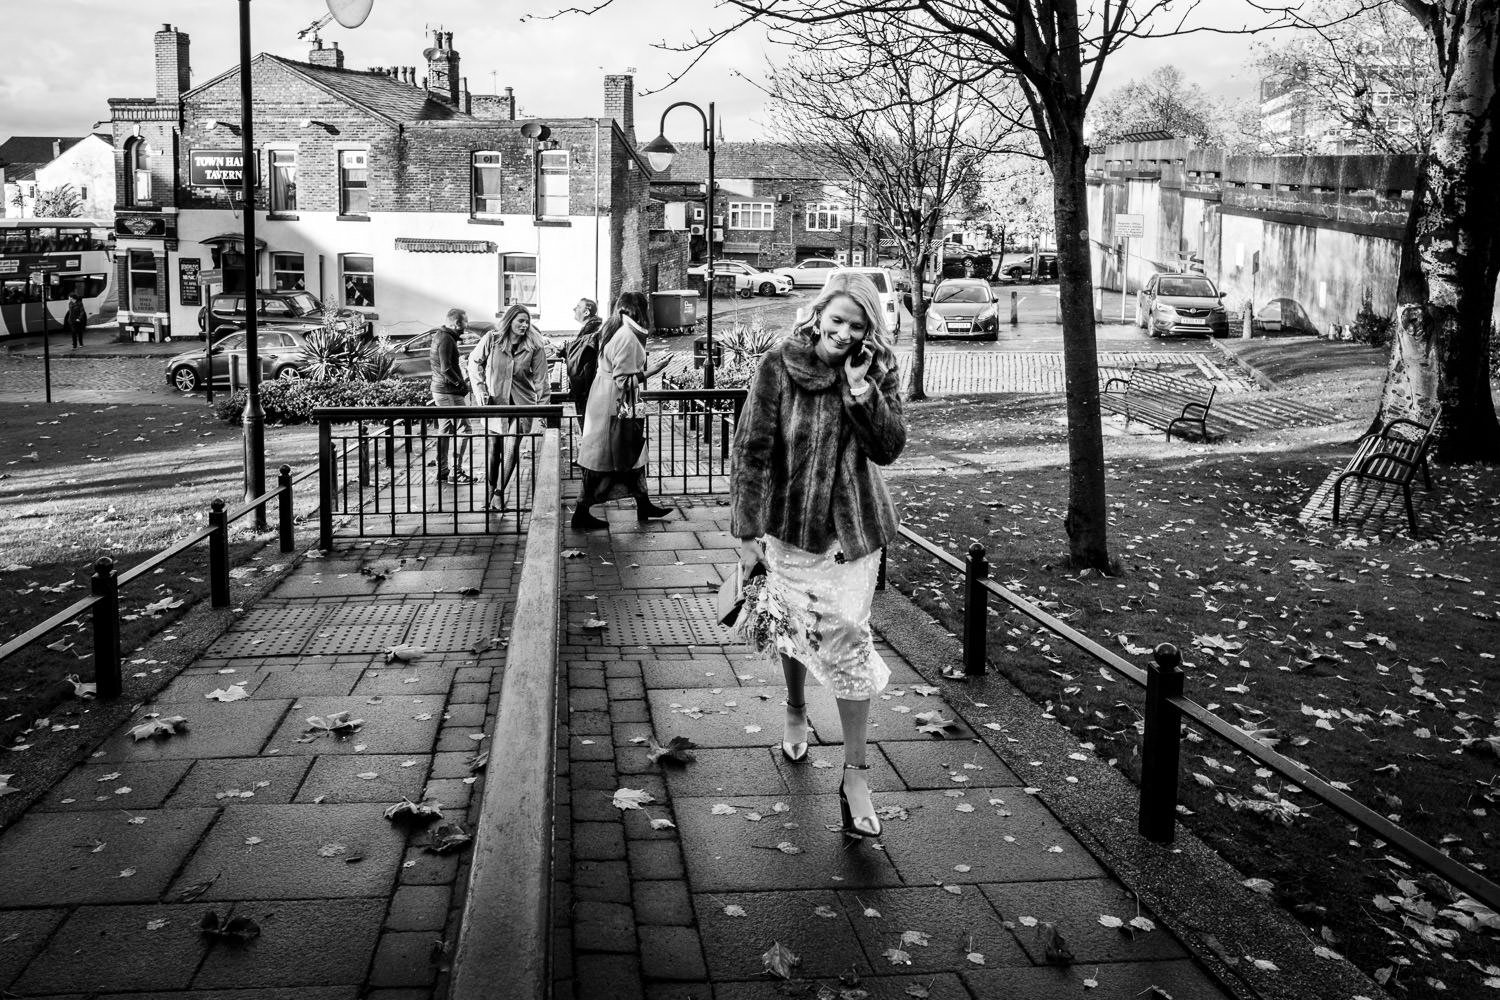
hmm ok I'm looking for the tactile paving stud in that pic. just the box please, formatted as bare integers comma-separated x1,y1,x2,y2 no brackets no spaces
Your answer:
406,601,509,651
586,596,721,645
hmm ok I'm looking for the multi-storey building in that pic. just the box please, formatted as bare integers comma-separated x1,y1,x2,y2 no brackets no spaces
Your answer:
651,142,877,271
107,24,650,341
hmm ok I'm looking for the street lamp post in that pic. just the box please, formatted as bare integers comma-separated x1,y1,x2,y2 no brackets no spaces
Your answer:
237,0,267,530
642,102,716,389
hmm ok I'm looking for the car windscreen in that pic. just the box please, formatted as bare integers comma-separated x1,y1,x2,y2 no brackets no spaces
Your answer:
934,284,989,304
860,273,888,292
1158,278,1216,297
215,334,246,352
286,292,321,315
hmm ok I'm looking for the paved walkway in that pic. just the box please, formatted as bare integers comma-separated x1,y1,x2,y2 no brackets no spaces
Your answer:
0,536,519,998
553,501,1236,1000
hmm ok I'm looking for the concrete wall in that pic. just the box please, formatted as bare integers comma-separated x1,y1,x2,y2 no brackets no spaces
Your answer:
35,137,117,218
1086,139,1500,336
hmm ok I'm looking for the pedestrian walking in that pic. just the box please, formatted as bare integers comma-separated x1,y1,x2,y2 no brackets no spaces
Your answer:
563,297,603,418
572,291,673,531
63,293,88,348
429,307,474,485
468,303,550,511
730,272,906,842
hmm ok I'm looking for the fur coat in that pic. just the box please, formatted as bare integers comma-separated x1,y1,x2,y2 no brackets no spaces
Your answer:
731,332,905,560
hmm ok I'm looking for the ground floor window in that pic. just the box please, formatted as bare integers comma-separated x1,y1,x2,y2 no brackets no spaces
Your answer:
342,254,374,307
272,252,306,291
501,254,536,307
128,250,158,313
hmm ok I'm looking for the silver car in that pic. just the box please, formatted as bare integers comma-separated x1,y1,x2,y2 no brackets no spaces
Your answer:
1135,273,1230,337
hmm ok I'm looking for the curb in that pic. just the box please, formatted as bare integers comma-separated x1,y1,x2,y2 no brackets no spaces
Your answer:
1209,338,1277,391
869,585,1391,1000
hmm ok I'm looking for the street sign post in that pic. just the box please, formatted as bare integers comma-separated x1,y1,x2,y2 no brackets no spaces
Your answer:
1115,214,1145,320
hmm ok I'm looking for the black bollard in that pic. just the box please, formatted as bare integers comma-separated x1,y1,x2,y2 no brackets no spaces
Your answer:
208,498,230,608
277,465,294,553
963,541,989,677
91,557,121,699
1139,643,1186,843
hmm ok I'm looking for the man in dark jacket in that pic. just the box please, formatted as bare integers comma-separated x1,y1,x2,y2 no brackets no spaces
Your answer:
565,297,602,416
431,308,474,484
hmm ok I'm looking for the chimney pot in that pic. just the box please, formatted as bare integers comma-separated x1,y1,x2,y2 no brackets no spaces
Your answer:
160,23,171,32
52,140,62,159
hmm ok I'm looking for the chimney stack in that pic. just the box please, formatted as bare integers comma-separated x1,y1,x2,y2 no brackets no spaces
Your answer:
154,24,191,105
604,74,634,139
52,140,62,159
424,29,461,106
309,38,345,69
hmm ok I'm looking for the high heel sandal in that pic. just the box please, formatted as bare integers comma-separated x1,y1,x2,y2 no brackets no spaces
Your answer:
839,763,881,840
781,701,808,763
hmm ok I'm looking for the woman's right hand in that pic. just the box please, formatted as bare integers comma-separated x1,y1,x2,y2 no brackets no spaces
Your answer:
737,538,765,579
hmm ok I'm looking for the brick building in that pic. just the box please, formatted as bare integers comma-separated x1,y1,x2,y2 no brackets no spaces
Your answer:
107,24,651,341
650,142,878,271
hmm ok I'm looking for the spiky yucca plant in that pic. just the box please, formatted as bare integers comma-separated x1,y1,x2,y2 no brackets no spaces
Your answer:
297,331,394,382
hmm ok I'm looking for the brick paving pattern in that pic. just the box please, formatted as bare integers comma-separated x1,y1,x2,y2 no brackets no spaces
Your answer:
552,501,1233,1000
0,536,519,998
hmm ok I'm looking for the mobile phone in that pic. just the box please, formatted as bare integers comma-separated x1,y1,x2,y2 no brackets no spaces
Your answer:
852,344,871,367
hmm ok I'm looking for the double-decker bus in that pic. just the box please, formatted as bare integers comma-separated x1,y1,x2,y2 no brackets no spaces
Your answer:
0,218,115,339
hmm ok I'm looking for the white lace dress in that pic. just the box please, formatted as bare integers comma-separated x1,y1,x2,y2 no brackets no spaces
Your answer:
743,535,890,701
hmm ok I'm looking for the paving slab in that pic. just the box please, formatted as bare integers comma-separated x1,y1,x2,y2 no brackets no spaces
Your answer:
657,748,790,798
352,663,458,696
692,889,868,979
99,991,359,1000
168,803,407,901
712,975,971,1000
192,899,387,988
672,794,902,892
877,739,1022,789
878,790,1104,886
0,808,218,906
833,885,1031,971
647,687,967,749
92,700,292,762
254,666,367,698
156,670,272,701
964,958,1225,998
35,760,194,812
165,757,314,807
263,696,443,756
12,903,213,994
978,879,1187,964
640,659,744,689
0,908,67,991
294,754,430,804
617,562,722,590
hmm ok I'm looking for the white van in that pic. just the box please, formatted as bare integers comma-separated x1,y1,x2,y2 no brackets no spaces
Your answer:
821,266,904,337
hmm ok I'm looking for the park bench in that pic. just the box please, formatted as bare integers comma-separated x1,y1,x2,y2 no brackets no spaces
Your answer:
1100,366,1217,441
1332,408,1439,536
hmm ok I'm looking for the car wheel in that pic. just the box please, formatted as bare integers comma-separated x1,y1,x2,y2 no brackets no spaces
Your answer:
758,282,776,296
980,330,999,342
171,365,200,393
736,287,753,300
274,365,303,381
1135,304,1146,329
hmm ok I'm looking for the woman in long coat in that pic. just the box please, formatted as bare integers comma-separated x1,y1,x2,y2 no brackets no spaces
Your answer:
573,291,673,531
468,303,550,511
731,271,906,843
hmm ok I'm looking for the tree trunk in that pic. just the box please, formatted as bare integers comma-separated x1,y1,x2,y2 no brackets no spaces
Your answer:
1050,131,1112,570
909,250,929,401
1382,7,1500,462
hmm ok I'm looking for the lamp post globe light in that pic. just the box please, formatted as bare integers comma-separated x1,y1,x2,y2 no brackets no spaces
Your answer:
643,101,716,389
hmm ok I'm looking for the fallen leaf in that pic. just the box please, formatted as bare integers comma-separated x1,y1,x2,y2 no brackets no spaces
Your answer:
384,644,427,664
0,774,16,798
723,904,748,917
306,712,363,736
761,939,800,979
199,910,260,943
205,684,248,703
612,787,655,810
64,674,96,699
424,822,472,854
128,716,188,742
883,946,913,966
384,799,444,826
647,736,698,766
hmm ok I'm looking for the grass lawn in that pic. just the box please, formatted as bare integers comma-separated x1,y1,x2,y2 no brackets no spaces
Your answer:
0,401,320,746
884,357,1500,999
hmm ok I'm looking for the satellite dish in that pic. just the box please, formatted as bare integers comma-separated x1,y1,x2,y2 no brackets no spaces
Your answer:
326,0,373,29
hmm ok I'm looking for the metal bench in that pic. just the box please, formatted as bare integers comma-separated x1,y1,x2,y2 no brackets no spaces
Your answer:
1332,409,1439,536
1100,367,1216,441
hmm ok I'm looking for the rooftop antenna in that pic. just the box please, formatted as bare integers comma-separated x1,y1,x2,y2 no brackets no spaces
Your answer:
296,12,334,43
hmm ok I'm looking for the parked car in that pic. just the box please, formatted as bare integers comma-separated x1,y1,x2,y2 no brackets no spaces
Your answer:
998,253,1058,281
387,327,484,381
937,244,994,280
821,266,903,337
686,260,793,297
1135,272,1230,337
197,289,367,339
772,257,841,288
165,323,324,393
924,278,1001,341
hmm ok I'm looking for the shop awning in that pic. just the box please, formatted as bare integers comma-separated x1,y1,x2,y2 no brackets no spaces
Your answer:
199,233,267,249
394,238,496,254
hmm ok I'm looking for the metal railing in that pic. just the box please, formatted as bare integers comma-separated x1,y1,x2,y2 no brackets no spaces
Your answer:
0,464,308,700
555,389,746,496
314,404,565,548
882,528,1500,913
449,426,562,1000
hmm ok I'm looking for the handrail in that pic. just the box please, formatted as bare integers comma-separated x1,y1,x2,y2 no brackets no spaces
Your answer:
116,526,218,586
312,404,566,424
891,525,1500,913
449,427,562,1000
0,594,99,663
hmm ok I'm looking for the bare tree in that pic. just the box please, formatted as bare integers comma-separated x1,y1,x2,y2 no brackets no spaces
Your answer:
1378,0,1500,462
761,17,1024,400
1254,0,1435,155
1088,65,1255,150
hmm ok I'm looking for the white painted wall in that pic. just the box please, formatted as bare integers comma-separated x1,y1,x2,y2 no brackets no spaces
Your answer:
35,136,117,218
146,208,612,340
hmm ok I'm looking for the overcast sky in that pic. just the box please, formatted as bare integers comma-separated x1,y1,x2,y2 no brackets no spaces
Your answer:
2,1,1273,148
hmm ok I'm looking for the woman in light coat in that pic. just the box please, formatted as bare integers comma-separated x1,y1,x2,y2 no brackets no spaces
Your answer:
468,303,550,511
573,291,673,531
731,272,905,843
